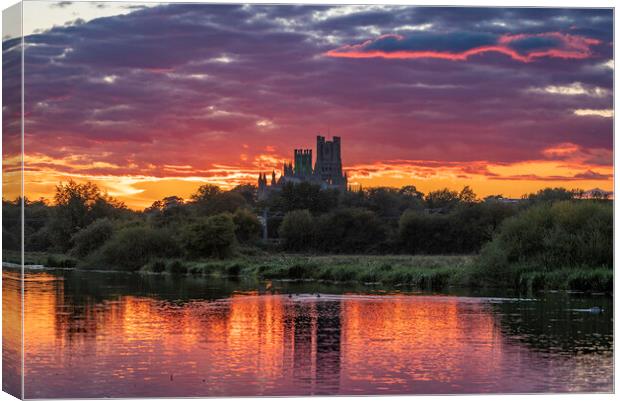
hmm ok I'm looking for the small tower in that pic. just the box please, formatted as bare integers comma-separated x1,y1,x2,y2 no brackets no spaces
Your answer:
271,170,276,186
258,172,267,189
257,172,269,201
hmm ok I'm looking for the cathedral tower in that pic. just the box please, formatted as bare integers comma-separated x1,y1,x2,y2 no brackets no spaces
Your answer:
314,135,345,186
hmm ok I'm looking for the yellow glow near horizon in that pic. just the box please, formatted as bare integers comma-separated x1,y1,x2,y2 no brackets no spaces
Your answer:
14,155,613,210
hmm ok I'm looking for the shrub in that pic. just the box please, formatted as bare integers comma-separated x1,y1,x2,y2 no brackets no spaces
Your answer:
399,201,517,255
314,208,387,253
233,209,261,243
147,259,167,273
95,225,180,271
70,218,115,257
46,255,77,268
399,210,451,254
526,187,575,204
279,209,314,251
201,192,248,215
225,262,243,276
26,226,53,252
182,213,237,258
167,260,187,275
567,269,613,292
482,201,612,269
476,201,612,287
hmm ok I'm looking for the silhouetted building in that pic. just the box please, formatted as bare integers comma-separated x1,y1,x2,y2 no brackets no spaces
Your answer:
258,135,347,200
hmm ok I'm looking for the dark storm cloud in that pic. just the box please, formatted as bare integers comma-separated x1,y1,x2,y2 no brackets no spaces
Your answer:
364,32,497,52
11,4,613,177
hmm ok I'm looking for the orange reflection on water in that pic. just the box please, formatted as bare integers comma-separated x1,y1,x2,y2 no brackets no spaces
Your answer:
8,271,611,398
2,270,23,397
340,296,505,392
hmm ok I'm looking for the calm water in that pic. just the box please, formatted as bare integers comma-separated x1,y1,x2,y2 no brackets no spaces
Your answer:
2,268,614,398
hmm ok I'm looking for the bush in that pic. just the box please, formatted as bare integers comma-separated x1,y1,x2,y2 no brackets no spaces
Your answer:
399,210,451,254
526,187,575,204
225,262,243,276
70,218,115,257
201,192,248,215
279,209,315,251
233,209,261,243
147,259,167,273
167,260,187,275
95,225,181,271
483,201,612,269
567,269,613,292
26,226,53,252
46,255,77,268
314,208,387,253
476,201,612,287
182,213,237,258
399,202,517,255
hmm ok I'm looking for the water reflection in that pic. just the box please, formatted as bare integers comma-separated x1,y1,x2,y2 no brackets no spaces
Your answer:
3,269,613,398
2,270,22,397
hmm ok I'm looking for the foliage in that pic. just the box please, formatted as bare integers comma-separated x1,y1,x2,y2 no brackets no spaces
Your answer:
246,254,472,289
94,225,181,271
145,196,190,228
399,200,517,255
203,192,248,215
271,182,339,214
476,201,613,286
424,188,460,210
6,179,613,293
167,259,188,275
278,209,315,251
458,186,477,203
485,201,611,268
525,187,576,203
70,218,115,257
314,208,387,253
230,184,257,205
232,208,262,243
399,211,452,254
188,184,249,215
182,213,237,258
46,180,128,251
366,187,423,220
191,184,222,203
45,254,77,268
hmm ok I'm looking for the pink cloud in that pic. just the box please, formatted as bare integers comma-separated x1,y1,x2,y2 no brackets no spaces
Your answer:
325,32,601,63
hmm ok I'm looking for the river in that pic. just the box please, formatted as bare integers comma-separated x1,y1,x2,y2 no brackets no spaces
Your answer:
2,268,613,398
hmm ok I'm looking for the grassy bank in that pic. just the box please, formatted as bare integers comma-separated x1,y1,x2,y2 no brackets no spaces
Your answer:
3,250,78,267
190,254,475,290
8,251,611,294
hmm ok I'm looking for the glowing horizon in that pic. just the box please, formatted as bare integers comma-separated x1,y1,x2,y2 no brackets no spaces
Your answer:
11,145,614,210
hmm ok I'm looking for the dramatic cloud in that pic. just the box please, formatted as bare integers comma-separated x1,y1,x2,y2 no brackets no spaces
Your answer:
2,3,612,208
325,32,602,62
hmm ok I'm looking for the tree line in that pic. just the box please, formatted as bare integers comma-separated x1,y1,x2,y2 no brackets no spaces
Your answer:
1,180,612,274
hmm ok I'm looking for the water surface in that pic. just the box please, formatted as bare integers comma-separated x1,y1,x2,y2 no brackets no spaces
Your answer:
3,268,613,398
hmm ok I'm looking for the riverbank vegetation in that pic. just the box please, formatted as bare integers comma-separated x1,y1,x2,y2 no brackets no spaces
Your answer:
2,180,612,292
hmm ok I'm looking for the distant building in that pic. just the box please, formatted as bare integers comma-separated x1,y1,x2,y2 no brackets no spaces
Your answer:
258,135,348,200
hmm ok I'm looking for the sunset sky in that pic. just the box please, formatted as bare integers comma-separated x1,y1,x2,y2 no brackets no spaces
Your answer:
4,3,614,209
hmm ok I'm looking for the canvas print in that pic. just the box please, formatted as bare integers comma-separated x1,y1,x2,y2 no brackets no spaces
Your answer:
2,1,614,398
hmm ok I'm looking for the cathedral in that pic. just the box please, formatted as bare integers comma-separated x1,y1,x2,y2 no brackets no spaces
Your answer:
258,135,348,200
